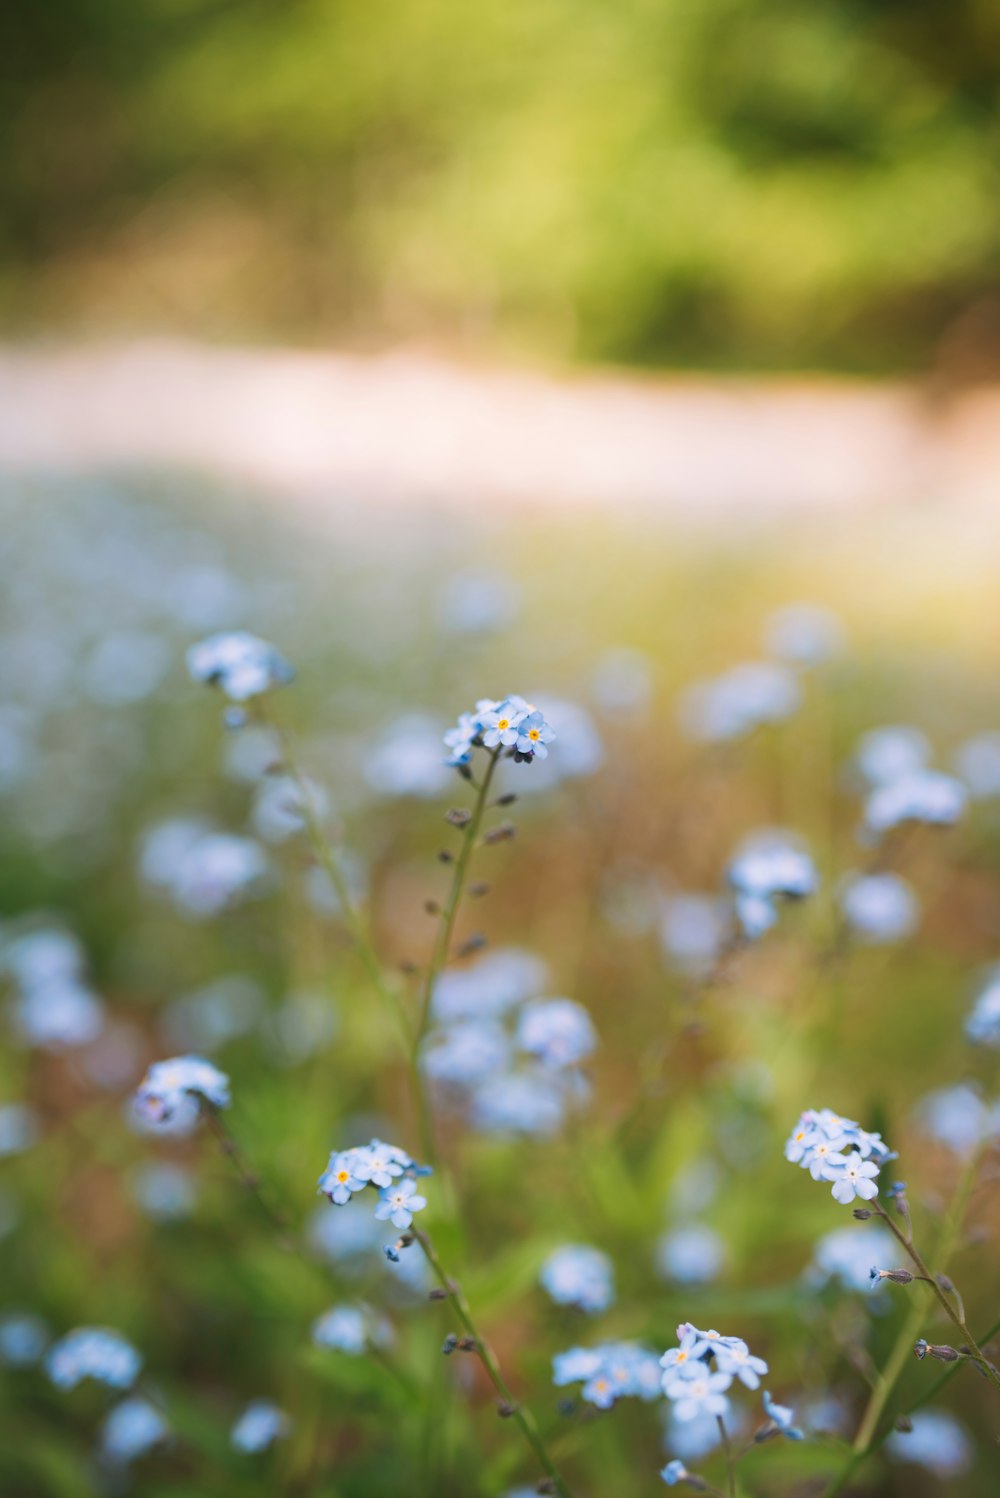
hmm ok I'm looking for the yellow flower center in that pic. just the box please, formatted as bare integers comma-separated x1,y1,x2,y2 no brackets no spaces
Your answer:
497,718,509,730
528,728,540,740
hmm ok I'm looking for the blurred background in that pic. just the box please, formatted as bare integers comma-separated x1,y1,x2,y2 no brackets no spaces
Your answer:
2,4,1000,1497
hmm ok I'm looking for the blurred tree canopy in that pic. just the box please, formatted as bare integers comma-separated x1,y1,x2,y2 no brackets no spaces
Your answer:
3,0,1000,372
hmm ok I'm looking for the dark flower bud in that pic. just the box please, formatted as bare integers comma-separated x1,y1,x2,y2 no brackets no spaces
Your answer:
437,850,454,864
469,882,491,898
424,899,440,916
457,933,487,958
457,1337,478,1353
442,1335,459,1356
853,1208,873,1221
446,808,472,827
894,1415,913,1434
428,1288,449,1301
928,1344,961,1363
457,764,473,782
495,793,518,806
914,1339,929,1360
497,1401,518,1419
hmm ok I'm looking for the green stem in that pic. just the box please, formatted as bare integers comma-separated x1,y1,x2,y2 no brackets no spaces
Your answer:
871,1202,1000,1390
821,1145,997,1496
259,707,437,1162
414,1228,572,1498
413,746,502,1056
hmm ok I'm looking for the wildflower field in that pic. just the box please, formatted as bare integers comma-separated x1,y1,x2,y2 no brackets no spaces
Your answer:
1,479,999,1497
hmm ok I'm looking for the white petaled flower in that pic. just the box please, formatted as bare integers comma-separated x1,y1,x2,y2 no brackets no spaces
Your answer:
186,631,293,702
663,1369,733,1423
823,1151,880,1205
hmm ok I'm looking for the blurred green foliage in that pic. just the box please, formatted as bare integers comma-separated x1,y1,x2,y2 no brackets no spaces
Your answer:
4,0,1000,370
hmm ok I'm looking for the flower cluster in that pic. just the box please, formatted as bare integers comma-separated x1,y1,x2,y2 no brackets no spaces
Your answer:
727,830,818,939
1,926,104,1051
422,978,596,1137
187,631,293,703
139,818,269,919
680,662,800,744
539,1244,615,1313
863,770,967,839
553,1342,662,1408
443,696,555,767
661,1325,767,1416
134,1056,231,1125
46,1328,142,1391
312,1305,394,1355
318,1141,429,1238
785,1108,894,1204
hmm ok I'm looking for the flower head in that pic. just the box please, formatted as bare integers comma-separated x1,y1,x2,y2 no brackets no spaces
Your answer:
230,1400,290,1453
540,1245,615,1314
514,710,556,761
761,1390,804,1441
46,1328,141,1391
374,1177,427,1230
134,1056,230,1126
100,1397,169,1464
318,1150,368,1205
187,631,293,702
516,998,596,1069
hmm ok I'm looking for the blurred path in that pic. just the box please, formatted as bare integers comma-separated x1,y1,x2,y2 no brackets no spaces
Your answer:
1,340,999,519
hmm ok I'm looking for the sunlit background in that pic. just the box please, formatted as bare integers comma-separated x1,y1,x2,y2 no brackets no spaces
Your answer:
2,5,1000,1497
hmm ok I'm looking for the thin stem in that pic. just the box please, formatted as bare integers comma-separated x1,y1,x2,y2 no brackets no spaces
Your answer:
716,1414,736,1498
413,746,502,1055
414,1228,572,1498
204,1107,296,1253
871,1203,1000,1390
262,710,411,1042
822,1145,998,1496
259,707,437,1162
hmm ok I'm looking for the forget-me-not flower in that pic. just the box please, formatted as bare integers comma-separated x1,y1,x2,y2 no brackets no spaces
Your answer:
375,1177,427,1230
100,1397,169,1464
187,631,293,702
761,1390,804,1441
540,1245,615,1313
515,710,556,760
134,1056,230,1124
230,1399,290,1453
46,1328,142,1391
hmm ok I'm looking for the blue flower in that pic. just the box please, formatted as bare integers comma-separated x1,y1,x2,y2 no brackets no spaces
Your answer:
728,831,818,902
918,1084,998,1156
374,1177,427,1230
100,1397,169,1464
853,726,930,788
840,873,918,944
680,663,800,743
965,974,1000,1049
351,1140,409,1189
480,698,529,749
515,998,596,1069
554,1342,661,1406
885,1410,972,1477
318,1150,368,1205
515,711,556,760
0,1312,48,1367
553,1347,604,1386
656,1227,725,1285
810,1226,896,1292
230,1399,290,1453
421,1019,511,1088
134,1056,230,1124
540,1245,615,1314
186,631,293,702
863,771,967,838
954,732,1000,799
823,1152,880,1205
661,1459,691,1487
46,1328,141,1391
714,1340,768,1391
443,712,481,767
762,1390,804,1441
662,1369,732,1422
